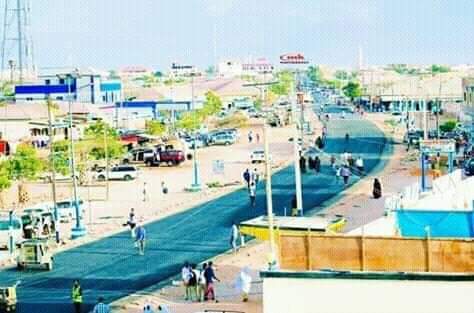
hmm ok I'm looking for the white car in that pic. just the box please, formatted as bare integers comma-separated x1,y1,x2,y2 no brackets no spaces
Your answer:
0,215,23,249
250,149,271,163
56,200,84,222
95,165,139,181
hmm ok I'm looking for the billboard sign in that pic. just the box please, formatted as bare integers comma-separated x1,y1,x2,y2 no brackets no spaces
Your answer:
280,53,309,64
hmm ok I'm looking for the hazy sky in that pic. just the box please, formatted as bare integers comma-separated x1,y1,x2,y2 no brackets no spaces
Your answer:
25,0,474,70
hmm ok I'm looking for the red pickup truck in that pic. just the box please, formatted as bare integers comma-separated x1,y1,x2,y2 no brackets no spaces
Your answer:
145,149,185,167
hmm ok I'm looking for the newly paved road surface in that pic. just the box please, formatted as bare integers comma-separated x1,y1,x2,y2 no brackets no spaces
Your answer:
0,114,387,312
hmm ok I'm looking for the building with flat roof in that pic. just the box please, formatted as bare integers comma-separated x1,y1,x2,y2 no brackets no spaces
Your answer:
13,67,122,104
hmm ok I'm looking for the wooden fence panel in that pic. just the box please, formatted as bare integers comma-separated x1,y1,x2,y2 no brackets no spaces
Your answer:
279,235,307,270
278,234,474,273
309,235,362,271
364,237,427,272
430,239,474,272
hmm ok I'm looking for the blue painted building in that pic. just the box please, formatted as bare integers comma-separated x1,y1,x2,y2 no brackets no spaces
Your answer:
14,68,121,104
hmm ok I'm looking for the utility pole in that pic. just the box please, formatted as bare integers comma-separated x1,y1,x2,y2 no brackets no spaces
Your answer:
189,72,201,191
46,97,59,243
103,126,109,200
292,71,303,215
263,123,277,266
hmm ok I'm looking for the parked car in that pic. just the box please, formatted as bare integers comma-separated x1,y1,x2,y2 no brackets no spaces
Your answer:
95,165,139,181
182,137,205,150
250,149,271,163
40,172,79,183
463,158,474,176
55,200,84,223
123,148,155,164
209,133,237,146
0,215,23,249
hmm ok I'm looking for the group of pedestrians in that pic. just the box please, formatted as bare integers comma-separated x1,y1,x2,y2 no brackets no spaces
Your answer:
182,261,220,302
247,131,260,143
243,168,259,207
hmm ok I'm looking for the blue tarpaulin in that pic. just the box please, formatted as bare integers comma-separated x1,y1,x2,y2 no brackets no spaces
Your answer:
396,209,474,238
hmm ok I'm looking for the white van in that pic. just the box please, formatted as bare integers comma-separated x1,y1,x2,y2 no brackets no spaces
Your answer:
0,215,23,249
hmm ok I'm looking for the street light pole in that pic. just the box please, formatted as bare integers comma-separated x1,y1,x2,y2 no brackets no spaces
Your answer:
190,73,201,191
46,97,60,243
65,73,86,239
263,124,277,266
292,71,303,215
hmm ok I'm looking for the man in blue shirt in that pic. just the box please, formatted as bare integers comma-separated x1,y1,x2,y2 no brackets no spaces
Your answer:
135,224,146,255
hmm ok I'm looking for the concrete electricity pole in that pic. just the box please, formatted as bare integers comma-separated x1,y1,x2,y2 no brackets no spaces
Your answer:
263,124,277,265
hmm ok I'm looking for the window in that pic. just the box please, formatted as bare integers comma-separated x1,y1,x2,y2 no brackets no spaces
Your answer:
59,78,65,85
45,79,51,85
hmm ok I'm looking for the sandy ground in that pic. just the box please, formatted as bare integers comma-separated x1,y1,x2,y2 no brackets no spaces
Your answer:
0,118,298,264
108,111,423,313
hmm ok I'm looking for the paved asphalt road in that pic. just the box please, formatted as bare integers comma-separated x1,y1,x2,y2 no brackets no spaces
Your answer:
0,114,387,313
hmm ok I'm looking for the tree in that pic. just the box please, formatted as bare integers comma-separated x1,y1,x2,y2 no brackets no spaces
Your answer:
254,98,263,110
84,121,124,160
177,111,203,131
439,120,457,133
202,91,222,116
7,144,43,205
145,120,167,136
342,81,362,102
430,64,450,74
269,71,293,96
50,140,70,175
307,66,321,83
335,70,349,81
0,162,11,209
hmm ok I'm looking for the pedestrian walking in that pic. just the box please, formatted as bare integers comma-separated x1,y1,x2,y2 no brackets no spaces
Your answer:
142,182,148,202
123,208,137,238
204,261,220,302
314,156,321,173
256,133,260,143
235,267,253,302
71,280,83,313
143,303,154,313
330,155,336,170
341,165,351,186
249,182,256,207
355,156,364,174
291,195,298,216
299,155,307,173
187,264,198,301
373,178,382,199
248,131,253,143
315,136,324,149
197,263,207,302
230,222,240,253
92,297,110,313
135,223,146,255
347,152,354,167
158,304,170,313
308,155,315,170
243,168,251,189
161,181,168,194
182,262,193,301
251,168,260,185
335,166,341,183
